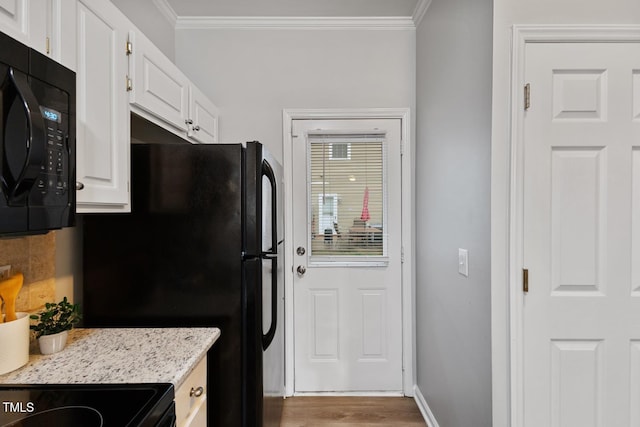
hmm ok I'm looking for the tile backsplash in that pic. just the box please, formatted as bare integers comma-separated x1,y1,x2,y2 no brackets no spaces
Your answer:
0,233,56,313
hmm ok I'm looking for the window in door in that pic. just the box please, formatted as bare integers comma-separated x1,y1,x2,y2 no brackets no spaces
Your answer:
308,133,387,259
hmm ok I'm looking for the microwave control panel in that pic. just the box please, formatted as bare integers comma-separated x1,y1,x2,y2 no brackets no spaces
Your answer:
37,106,69,200
36,107,69,195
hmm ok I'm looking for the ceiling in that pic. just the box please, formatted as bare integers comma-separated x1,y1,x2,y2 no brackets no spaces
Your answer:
162,0,421,18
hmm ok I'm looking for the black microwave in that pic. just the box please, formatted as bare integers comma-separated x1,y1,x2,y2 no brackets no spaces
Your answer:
0,31,75,236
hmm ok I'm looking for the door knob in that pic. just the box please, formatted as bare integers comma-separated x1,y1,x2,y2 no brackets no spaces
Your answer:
296,246,306,256
297,265,306,276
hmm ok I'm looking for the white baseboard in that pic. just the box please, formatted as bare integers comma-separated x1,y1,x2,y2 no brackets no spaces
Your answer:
413,385,440,427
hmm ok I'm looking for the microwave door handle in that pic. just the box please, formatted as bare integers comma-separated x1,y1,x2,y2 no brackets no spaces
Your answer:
5,69,46,203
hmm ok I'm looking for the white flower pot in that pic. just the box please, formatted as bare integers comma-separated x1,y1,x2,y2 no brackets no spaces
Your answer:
38,330,69,355
0,312,30,374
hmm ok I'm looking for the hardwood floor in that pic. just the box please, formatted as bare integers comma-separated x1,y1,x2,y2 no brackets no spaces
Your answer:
280,396,427,426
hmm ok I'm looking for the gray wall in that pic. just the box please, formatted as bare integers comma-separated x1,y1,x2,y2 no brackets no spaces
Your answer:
175,28,415,162
111,0,176,61
415,0,493,425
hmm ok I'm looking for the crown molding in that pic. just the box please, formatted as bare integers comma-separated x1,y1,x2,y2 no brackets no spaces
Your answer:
412,0,432,27
152,0,178,27
174,16,416,30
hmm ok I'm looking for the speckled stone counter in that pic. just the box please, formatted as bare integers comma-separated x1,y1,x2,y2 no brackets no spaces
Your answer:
0,328,220,388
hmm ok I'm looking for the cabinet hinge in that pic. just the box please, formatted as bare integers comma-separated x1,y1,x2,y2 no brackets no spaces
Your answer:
524,83,531,111
126,40,133,56
46,37,50,55
126,76,132,92
523,268,529,293
401,246,405,264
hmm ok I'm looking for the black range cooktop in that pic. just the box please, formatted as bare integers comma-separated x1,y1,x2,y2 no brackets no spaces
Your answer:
0,383,175,427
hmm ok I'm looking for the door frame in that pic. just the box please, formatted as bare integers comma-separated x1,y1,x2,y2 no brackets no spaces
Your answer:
283,108,414,397
494,25,640,426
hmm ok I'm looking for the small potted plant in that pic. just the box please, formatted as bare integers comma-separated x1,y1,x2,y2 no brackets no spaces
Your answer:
30,297,81,355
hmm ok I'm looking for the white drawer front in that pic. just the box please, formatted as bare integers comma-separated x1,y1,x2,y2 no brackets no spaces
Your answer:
175,356,207,427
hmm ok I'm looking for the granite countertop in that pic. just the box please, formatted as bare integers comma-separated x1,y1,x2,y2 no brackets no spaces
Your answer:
0,327,220,388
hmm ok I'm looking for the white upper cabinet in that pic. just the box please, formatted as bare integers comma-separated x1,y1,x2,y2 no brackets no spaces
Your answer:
0,0,75,70
1,0,220,213
128,29,190,136
0,0,46,51
75,0,131,212
45,0,77,70
188,84,219,144
129,29,219,144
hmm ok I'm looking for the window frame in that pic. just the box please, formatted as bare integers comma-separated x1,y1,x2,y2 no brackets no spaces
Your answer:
306,131,389,267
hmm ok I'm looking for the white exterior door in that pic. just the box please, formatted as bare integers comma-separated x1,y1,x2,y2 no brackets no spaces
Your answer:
292,118,403,393
523,42,640,426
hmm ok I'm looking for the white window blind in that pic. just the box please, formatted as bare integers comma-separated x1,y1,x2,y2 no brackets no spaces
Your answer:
307,132,387,259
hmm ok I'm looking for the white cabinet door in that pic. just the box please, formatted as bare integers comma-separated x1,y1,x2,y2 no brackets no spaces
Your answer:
75,0,130,212
175,356,207,427
129,29,190,135
0,0,46,51
44,0,76,70
187,84,218,144
0,1,75,70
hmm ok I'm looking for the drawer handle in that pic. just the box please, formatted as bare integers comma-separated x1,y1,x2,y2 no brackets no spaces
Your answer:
190,386,204,398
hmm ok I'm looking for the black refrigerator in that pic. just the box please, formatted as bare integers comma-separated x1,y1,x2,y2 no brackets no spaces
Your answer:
81,140,285,427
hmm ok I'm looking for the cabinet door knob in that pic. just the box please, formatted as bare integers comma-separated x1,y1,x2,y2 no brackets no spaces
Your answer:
76,182,85,191
185,119,194,125
193,125,200,131
190,386,204,397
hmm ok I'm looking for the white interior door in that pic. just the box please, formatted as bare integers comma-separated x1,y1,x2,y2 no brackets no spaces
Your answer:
523,41,640,426
292,118,403,393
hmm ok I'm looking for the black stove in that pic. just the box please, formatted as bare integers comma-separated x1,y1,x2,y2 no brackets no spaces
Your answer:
0,383,175,427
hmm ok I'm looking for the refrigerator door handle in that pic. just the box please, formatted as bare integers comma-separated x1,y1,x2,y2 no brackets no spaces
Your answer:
262,160,278,254
262,254,278,350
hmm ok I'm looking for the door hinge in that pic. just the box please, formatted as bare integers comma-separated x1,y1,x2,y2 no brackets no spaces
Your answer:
524,83,531,111
126,40,133,56
126,76,132,92
523,268,529,293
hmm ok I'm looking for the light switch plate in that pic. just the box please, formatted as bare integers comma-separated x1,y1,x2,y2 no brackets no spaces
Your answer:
458,249,468,277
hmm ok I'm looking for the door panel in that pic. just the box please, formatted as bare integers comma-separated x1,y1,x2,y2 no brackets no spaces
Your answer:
292,118,403,392
523,42,640,426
